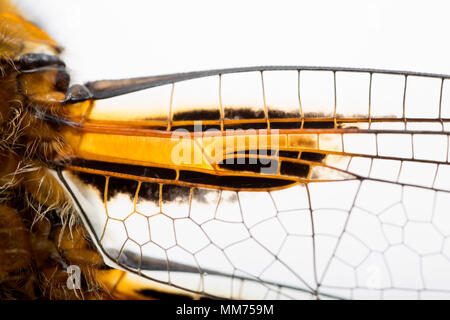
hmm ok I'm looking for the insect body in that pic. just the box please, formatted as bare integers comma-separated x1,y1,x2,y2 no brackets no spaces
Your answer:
1,0,450,300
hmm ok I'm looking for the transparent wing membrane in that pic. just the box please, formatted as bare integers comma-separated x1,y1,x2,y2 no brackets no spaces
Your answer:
66,67,450,131
58,67,450,299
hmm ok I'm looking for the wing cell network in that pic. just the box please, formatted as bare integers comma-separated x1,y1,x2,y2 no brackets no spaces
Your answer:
56,67,450,299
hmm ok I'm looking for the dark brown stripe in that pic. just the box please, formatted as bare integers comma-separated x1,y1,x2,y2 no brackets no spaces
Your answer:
71,159,177,180
178,170,292,189
280,161,310,178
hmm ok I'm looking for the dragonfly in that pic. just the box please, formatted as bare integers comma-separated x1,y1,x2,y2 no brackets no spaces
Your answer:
1,0,450,300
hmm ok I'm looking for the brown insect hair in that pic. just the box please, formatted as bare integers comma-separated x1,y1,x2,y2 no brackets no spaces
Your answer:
0,0,112,299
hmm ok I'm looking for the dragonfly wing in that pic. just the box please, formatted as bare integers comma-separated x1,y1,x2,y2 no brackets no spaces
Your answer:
56,67,450,299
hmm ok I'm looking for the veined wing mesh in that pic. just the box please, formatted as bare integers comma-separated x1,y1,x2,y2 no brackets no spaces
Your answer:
61,67,450,299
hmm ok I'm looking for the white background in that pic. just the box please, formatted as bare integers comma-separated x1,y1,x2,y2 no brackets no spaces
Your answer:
13,1,450,87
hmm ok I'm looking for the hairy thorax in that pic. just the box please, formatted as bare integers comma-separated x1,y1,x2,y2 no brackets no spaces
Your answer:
0,3,109,299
